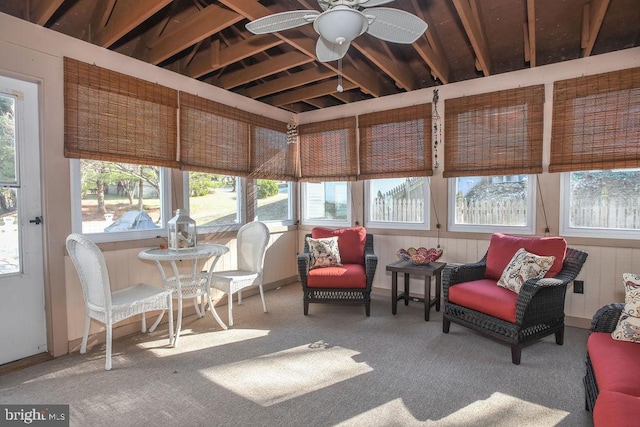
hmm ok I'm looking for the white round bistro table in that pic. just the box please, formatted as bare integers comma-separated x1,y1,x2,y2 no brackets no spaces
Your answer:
138,244,229,346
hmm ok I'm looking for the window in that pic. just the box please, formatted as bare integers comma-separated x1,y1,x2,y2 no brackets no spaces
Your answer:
301,181,351,226
185,171,241,229
71,160,171,242
365,178,429,230
448,175,535,234
255,179,294,225
561,169,640,239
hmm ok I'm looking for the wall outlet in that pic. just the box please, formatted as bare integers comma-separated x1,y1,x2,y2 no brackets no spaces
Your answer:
574,280,584,294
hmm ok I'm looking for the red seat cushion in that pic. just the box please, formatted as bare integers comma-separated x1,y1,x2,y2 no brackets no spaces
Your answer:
484,233,567,281
588,332,640,396
312,226,366,265
594,390,640,427
307,264,366,289
448,279,518,323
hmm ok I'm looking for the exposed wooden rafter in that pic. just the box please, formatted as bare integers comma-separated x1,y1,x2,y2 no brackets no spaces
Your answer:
29,0,65,26
264,79,358,106
581,0,611,57
525,0,536,67
144,4,243,65
219,51,315,89
185,34,283,78
409,0,450,84
92,0,172,48
451,0,492,76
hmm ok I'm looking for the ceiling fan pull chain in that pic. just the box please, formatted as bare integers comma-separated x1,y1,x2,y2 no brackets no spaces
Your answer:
337,57,344,92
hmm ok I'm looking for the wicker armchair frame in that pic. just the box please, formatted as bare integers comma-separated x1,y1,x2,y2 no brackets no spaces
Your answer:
297,233,377,316
583,303,624,411
443,247,588,365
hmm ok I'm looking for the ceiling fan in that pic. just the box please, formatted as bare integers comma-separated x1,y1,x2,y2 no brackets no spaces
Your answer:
245,0,428,63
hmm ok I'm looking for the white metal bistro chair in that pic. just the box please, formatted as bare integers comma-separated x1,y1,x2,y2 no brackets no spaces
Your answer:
66,233,173,370
210,221,270,326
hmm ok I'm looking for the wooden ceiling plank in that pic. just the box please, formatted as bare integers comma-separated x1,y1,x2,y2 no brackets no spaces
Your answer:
29,0,64,26
352,39,419,91
220,51,315,89
146,4,243,65
304,97,343,109
219,0,386,97
185,34,283,78
451,0,491,75
93,0,172,48
239,66,334,99
527,0,536,67
582,0,611,57
265,79,358,106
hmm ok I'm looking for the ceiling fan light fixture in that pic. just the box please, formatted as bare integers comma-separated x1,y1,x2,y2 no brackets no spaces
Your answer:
313,6,368,45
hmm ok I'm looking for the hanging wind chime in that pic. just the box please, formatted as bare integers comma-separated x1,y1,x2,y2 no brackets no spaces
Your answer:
432,87,442,169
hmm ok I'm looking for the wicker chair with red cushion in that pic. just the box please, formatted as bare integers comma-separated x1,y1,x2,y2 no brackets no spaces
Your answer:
443,233,588,364
297,226,377,316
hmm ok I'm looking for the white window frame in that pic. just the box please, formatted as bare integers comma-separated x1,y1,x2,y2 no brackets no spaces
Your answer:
70,159,172,243
560,171,640,240
364,177,430,230
183,172,244,232
447,175,536,235
300,181,352,227
252,180,296,226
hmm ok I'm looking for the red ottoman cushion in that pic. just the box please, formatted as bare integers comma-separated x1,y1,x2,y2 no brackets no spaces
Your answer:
448,279,518,323
307,264,366,289
484,233,567,281
588,332,640,396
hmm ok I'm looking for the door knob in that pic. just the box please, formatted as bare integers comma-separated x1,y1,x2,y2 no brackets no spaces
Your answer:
29,216,42,225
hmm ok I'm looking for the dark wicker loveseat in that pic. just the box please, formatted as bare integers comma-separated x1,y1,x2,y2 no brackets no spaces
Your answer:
443,233,588,364
297,227,377,316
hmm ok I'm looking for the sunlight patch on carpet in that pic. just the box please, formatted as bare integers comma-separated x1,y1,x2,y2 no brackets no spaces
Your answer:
335,393,569,426
137,328,270,356
434,392,569,426
200,340,373,406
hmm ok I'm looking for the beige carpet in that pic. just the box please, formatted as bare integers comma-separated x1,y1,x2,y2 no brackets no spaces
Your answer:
0,283,593,427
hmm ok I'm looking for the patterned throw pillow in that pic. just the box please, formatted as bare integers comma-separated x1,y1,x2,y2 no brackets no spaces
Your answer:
497,248,556,294
306,236,342,269
611,273,640,343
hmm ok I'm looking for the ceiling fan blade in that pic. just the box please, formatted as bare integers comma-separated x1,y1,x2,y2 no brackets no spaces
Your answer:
245,10,320,34
361,0,395,7
316,37,350,62
365,8,428,44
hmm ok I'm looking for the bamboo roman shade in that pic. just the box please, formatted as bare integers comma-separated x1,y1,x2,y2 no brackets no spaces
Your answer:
358,104,432,179
179,92,250,176
298,117,357,182
64,57,179,168
550,67,640,173
248,114,297,180
444,85,545,178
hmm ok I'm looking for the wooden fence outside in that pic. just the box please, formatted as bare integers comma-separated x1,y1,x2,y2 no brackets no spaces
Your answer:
371,198,424,222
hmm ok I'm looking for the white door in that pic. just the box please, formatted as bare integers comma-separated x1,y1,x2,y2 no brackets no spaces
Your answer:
0,75,47,365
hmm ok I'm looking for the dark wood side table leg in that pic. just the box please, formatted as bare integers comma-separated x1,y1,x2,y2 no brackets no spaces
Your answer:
392,271,398,315
435,271,442,311
425,275,431,321
404,273,410,306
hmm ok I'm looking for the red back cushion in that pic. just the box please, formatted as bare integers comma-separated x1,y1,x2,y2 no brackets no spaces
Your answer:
311,227,366,265
485,233,567,280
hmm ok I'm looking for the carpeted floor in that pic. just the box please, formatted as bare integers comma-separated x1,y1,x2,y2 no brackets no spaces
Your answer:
0,283,593,427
